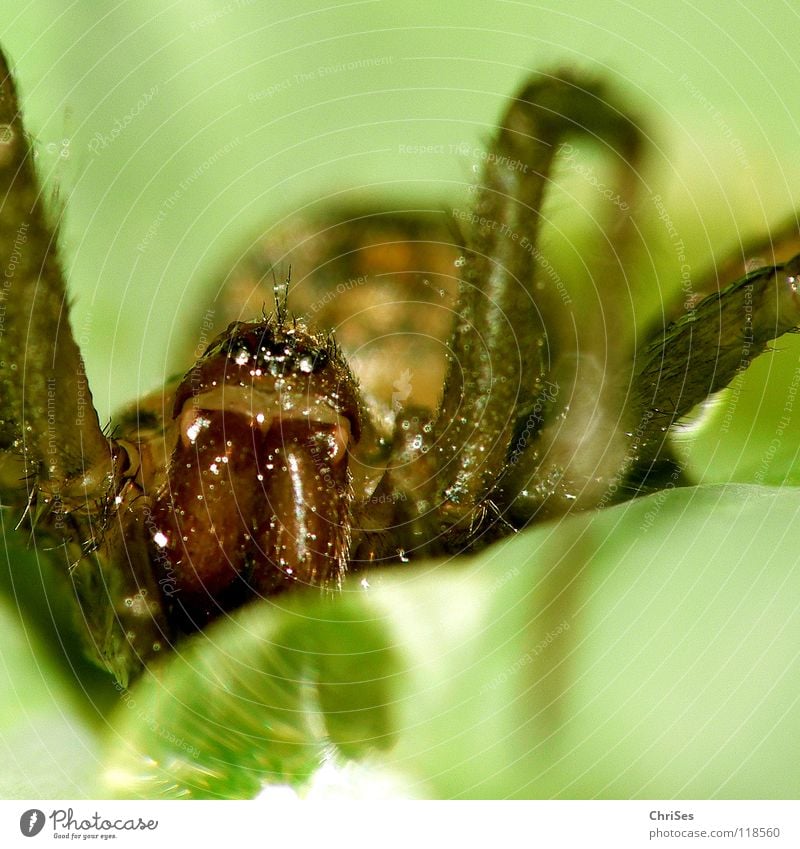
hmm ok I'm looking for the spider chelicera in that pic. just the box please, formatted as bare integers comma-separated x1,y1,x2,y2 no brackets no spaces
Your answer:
2,46,799,686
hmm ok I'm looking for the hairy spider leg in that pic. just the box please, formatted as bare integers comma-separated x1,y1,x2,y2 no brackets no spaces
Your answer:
446,76,644,527
354,74,648,561
631,253,800,455
0,50,108,485
489,75,646,523
0,48,169,685
623,215,800,486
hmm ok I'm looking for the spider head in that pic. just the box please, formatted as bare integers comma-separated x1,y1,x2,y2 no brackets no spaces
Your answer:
150,317,363,628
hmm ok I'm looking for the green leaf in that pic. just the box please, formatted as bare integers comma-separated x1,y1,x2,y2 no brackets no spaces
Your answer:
99,594,401,799
0,545,100,798
97,484,799,799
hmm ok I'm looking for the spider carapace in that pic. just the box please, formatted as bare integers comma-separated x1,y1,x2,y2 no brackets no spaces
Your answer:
2,46,800,685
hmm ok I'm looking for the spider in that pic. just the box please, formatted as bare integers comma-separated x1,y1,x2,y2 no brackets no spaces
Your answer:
2,46,799,687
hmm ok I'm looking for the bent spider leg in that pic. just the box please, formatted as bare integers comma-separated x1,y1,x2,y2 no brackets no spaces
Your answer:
437,75,644,526
495,77,647,522
0,48,168,685
355,74,646,561
630,253,800,457
451,75,646,531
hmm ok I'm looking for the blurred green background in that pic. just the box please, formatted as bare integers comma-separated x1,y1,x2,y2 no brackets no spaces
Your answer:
1,0,799,799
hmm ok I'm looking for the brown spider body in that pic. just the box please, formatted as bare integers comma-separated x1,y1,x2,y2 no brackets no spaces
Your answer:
2,48,799,685
149,317,366,626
